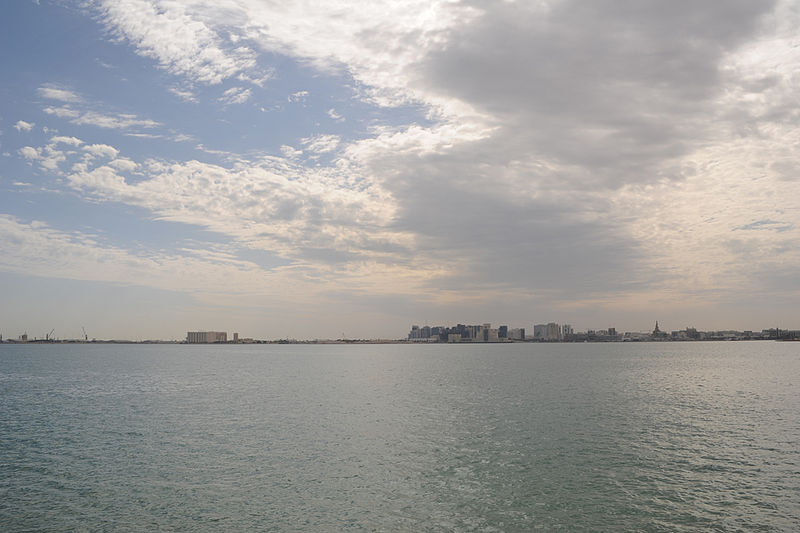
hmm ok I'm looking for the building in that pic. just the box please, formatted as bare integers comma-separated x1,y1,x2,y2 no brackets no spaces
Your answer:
187,331,227,343
546,322,561,341
509,328,525,340
533,324,547,339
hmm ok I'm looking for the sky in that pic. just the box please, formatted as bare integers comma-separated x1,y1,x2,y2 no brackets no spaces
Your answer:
1,0,799,340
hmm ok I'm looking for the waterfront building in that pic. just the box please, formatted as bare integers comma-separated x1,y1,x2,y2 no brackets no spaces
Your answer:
509,328,525,340
187,331,228,343
546,322,561,341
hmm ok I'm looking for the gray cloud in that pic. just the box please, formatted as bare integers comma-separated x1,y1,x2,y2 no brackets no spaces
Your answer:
343,0,789,319
419,0,776,184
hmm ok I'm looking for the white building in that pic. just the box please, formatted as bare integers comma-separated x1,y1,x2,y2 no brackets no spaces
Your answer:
187,331,227,343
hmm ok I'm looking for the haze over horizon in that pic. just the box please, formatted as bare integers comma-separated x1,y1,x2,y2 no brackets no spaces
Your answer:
2,1,799,340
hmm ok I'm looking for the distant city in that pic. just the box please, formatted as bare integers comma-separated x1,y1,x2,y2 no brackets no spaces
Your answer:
407,321,800,342
2,322,799,344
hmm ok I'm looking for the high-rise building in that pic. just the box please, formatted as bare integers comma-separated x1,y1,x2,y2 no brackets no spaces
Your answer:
187,331,227,343
546,322,561,340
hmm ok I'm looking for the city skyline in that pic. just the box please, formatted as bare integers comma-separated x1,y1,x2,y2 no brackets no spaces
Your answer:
2,1,800,340
2,319,796,344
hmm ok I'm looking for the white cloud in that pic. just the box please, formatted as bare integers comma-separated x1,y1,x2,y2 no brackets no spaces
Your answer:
19,136,84,172
14,120,35,132
288,90,308,103
280,145,302,158
37,85,83,103
169,86,199,103
97,0,258,85
43,104,160,131
83,143,120,159
43,106,80,119
50,135,83,146
73,111,161,130
301,134,340,154
171,133,195,143
218,86,251,105
59,146,420,275
18,146,41,160
0,214,267,294
108,158,138,172
327,108,343,121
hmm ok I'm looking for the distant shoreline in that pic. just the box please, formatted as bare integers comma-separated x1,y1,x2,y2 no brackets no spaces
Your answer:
1,338,790,345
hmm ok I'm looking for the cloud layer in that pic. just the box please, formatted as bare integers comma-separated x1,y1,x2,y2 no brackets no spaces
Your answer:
3,0,800,336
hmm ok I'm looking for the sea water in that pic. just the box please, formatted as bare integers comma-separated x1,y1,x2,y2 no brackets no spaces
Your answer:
1,342,798,531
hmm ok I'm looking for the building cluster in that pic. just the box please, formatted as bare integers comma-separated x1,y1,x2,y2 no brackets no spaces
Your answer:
185,331,256,344
408,324,525,343
407,321,799,343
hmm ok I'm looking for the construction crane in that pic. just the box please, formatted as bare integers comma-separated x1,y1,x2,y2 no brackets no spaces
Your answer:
46,329,54,341
82,327,88,342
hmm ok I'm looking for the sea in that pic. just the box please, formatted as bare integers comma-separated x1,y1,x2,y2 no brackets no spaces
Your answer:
1,341,798,532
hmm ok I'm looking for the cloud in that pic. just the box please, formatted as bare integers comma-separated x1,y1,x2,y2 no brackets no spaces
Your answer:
43,106,80,119
218,86,251,105
83,143,120,159
64,154,408,266
169,86,199,103
43,103,161,131
301,134,340,154
73,111,161,130
18,146,41,160
19,136,85,172
50,136,83,146
14,120,35,132
37,85,83,103
735,219,793,232
280,145,302,158
108,158,138,172
96,0,258,85
0,214,268,295
288,90,308,103
327,108,343,121
13,0,800,331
